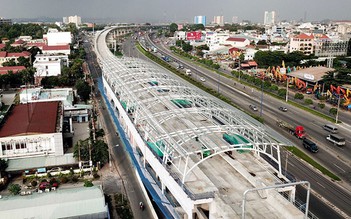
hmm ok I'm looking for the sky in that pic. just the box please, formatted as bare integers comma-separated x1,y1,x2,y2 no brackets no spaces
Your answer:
1,0,351,24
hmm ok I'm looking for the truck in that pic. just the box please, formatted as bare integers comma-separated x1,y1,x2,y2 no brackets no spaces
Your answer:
276,119,306,139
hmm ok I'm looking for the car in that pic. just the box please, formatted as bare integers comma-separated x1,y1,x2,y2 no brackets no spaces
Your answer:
200,77,206,82
249,105,258,111
279,106,288,112
47,167,62,173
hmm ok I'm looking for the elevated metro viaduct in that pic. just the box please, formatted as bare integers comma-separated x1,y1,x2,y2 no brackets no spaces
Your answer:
95,26,305,219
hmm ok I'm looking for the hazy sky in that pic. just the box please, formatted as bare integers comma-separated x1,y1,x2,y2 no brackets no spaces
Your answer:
1,0,350,23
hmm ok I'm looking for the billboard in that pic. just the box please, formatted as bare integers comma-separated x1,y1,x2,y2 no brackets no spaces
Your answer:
186,31,202,41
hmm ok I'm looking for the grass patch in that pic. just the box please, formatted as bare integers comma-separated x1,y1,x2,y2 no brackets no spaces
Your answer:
286,146,341,181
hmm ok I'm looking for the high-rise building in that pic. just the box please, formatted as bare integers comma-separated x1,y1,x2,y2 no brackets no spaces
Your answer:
213,16,224,26
264,11,276,25
232,16,238,24
63,15,82,27
0,17,12,25
194,16,206,26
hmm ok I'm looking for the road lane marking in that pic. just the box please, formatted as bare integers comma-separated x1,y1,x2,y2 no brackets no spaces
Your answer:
334,163,346,172
316,181,326,189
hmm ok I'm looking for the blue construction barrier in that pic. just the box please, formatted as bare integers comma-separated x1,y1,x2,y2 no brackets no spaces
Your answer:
97,77,175,219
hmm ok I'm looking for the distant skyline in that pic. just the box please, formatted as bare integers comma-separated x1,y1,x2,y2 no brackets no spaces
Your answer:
1,0,351,24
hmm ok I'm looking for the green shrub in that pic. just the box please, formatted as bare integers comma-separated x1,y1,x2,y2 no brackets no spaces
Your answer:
41,179,47,183
47,173,52,178
270,84,279,91
318,103,325,109
277,88,287,97
304,98,313,105
84,180,94,187
8,184,21,195
93,173,100,179
294,93,304,100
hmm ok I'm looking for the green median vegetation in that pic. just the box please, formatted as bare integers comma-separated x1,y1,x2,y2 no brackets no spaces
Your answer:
285,146,341,181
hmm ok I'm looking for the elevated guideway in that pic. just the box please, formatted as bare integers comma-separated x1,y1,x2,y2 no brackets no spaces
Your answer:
95,26,306,219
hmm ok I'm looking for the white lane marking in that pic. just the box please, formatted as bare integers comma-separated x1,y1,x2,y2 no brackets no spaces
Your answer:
334,163,346,172
316,181,326,189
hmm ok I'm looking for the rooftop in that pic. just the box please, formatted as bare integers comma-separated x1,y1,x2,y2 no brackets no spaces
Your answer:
0,101,60,137
287,66,334,83
0,186,108,219
0,66,26,75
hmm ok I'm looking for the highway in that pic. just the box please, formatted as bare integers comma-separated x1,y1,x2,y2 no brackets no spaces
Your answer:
83,36,155,219
131,33,351,218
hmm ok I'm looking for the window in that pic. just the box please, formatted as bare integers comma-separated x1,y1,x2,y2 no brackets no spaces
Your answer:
6,144,12,150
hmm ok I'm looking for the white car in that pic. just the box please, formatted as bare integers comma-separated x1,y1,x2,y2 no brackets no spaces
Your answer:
200,77,206,82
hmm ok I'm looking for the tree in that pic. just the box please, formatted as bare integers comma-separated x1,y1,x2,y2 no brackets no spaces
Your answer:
0,159,8,172
8,184,21,195
329,108,337,116
73,139,109,164
75,79,91,102
169,23,178,33
182,42,193,52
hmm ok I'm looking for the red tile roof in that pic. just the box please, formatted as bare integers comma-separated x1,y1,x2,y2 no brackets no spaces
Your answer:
6,51,31,58
0,51,6,57
26,42,45,49
295,33,314,39
248,61,258,66
11,39,25,45
0,101,59,137
226,37,247,42
42,44,70,51
0,44,5,50
0,66,26,75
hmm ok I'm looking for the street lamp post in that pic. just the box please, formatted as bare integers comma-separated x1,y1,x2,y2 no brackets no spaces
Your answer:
260,80,264,117
335,95,341,123
285,77,289,102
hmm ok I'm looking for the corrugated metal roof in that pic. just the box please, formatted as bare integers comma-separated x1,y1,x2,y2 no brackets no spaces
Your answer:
0,186,108,218
0,101,59,137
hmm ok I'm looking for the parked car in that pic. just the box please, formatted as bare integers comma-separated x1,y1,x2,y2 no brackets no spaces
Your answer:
47,167,62,173
279,106,288,112
249,105,258,111
200,77,206,82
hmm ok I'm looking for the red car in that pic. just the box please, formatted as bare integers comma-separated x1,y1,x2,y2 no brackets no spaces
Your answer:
39,182,58,190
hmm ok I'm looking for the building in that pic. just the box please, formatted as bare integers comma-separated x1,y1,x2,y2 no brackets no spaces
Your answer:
0,17,12,25
45,31,72,46
224,37,250,48
264,11,276,26
174,31,186,41
194,15,206,26
0,51,31,67
33,54,69,83
42,45,70,55
232,16,238,24
63,15,82,27
213,16,224,26
205,31,230,51
289,33,314,55
0,186,108,219
0,101,64,160
0,66,26,75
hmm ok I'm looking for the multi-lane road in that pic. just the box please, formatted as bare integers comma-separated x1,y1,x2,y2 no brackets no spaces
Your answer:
132,33,351,218
83,36,155,219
